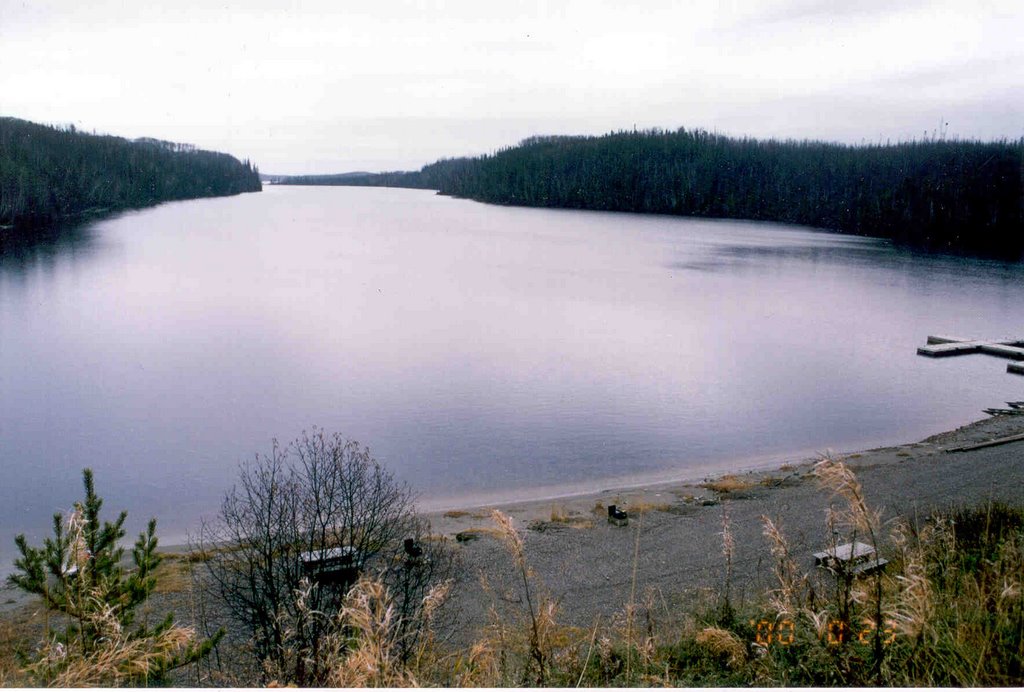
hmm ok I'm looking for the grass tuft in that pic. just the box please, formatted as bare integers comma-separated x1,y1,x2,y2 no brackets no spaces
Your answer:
701,475,755,495
444,509,491,520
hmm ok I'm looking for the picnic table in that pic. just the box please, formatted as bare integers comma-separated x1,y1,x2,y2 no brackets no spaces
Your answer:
813,541,888,576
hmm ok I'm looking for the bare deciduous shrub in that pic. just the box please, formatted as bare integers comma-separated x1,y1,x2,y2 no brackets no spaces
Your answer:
195,428,455,685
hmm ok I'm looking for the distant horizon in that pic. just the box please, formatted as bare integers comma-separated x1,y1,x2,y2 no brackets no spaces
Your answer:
7,102,1021,179
257,125,1024,178
2,1,1020,175
4,112,1021,179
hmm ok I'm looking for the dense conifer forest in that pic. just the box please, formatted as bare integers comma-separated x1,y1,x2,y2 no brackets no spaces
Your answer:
284,129,1024,259
0,117,261,231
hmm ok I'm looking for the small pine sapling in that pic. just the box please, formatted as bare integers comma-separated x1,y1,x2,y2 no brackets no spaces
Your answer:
8,468,221,684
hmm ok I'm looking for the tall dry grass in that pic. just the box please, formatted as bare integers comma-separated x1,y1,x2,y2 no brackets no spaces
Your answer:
426,459,1023,687
884,502,1024,685
17,600,199,687
0,619,28,687
20,457,1013,687
283,480,1023,686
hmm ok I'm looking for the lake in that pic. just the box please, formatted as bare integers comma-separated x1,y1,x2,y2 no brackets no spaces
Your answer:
2,186,1023,568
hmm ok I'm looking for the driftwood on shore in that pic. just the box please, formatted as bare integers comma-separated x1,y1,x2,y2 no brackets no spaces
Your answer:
947,431,1024,453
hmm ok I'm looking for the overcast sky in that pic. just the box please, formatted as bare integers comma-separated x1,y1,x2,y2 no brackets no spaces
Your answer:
1,0,1021,174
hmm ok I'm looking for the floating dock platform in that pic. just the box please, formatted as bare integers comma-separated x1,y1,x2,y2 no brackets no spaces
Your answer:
917,335,1024,359
918,335,1024,375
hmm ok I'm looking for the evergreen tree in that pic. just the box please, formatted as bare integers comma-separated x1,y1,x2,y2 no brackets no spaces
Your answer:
9,468,221,685
0,117,261,233
284,130,1023,260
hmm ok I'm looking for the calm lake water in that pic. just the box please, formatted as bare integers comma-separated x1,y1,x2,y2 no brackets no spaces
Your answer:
2,186,1023,567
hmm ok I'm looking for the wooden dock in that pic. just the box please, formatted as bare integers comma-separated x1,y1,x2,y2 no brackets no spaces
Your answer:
918,335,1024,375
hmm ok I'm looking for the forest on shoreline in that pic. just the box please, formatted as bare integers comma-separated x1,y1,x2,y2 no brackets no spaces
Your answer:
0,117,261,233
282,129,1024,259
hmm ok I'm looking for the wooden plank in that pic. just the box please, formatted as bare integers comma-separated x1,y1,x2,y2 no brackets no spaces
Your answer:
984,408,1024,416
925,335,973,345
947,431,1024,453
980,343,1024,360
1009,362,1024,376
926,335,1022,346
813,541,875,565
850,558,889,576
917,342,984,357
834,542,874,562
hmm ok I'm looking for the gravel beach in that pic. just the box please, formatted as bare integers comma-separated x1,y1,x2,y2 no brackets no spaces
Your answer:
4,413,1024,679
431,413,1024,640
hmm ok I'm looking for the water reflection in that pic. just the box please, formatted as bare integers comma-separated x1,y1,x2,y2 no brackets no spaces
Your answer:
1,186,1023,577
0,221,98,278
670,230,1022,287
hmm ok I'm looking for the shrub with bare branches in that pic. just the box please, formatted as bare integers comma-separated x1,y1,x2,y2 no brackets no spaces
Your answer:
195,428,455,684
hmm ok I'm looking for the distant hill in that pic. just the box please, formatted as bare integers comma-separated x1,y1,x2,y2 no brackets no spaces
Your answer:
0,117,261,231
284,129,1024,259
274,171,374,185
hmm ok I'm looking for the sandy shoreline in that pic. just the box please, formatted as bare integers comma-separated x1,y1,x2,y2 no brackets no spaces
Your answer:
4,412,1024,662
423,412,1024,542
429,411,1024,638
